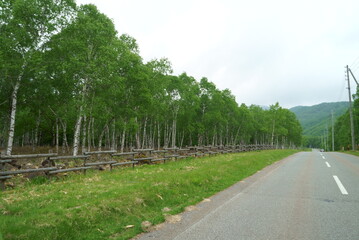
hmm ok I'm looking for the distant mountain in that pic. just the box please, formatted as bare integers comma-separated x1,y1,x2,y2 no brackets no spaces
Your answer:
290,102,349,137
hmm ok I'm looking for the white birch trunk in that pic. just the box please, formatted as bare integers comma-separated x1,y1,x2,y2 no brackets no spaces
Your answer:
6,60,27,156
105,124,110,149
111,119,116,150
135,117,141,149
6,80,21,156
91,118,95,148
56,118,59,153
73,114,82,156
271,119,276,146
120,123,126,153
87,117,92,152
60,120,69,154
81,115,87,153
157,121,161,150
98,124,107,151
141,116,147,149
172,118,176,148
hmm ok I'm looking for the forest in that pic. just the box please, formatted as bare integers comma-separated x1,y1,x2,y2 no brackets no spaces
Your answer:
0,0,303,156
329,88,359,150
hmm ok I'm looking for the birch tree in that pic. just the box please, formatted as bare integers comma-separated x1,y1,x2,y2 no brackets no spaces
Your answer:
0,0,76,155
46,4,118,155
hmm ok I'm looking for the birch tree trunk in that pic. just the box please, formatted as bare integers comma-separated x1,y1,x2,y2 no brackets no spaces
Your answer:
171,118,176,148
141,116,147,149
91,118,95,148
6,80,21,156
120,123,126,153
98,123,107,151
135,117,141,149
164,122,168,148
180,130,184,148
157,121,161,150
81,115,87,153
271,119,276,146
73,113,82,156
56,118,59,153
111,119,116,150
61,120,69,154
105,124,110,149
87,117,92,152
6,59,28,156
34,110,41,147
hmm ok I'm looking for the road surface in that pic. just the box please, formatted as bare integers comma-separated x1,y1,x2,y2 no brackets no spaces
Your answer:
136,150,359,240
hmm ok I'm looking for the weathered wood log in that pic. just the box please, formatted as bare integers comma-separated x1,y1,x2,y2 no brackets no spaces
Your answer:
151,158,168,162
0,153,57,159
0,167,57,176
84,161,117,166
112,152,138,156
112,161,138,167
84,150,116,155
132,149,154,152
134,157,154,161
0,175,12,180
152,150,168,153
0,160,12,163
49,167,92,174
49,155,89,160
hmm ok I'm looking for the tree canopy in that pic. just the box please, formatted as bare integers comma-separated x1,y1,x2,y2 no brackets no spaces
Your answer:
0,1,303,155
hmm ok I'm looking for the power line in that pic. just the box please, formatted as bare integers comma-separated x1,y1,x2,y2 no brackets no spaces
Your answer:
346,65,355,150
350,55,359,68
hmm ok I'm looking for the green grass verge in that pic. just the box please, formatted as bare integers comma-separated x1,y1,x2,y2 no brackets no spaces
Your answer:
339,150,359,157
0,149,299,240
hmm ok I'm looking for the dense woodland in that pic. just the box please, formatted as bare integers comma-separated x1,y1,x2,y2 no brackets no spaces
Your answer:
0,0,303,156
330,88,359,150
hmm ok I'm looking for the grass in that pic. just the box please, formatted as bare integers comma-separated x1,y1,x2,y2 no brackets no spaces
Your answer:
339,150,359,157
0,149,299,240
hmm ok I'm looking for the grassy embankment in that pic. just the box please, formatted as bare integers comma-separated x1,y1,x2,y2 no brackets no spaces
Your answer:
340,151,359,157
0,149,299,240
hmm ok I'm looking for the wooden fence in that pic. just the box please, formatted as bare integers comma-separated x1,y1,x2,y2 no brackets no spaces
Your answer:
0,144,275,190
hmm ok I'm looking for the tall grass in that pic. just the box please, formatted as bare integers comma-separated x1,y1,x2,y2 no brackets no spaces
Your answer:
0,150,298,240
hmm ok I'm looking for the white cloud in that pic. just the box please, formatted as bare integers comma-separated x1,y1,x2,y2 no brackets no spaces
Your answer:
76,0,359,108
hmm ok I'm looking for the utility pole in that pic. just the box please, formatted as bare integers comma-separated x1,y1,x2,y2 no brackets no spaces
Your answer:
346,65,355,150
326,124,329,151
331,110,335,151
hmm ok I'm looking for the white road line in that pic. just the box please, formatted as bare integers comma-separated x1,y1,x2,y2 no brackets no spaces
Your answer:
333,175,348,195
325,162,331,167
322,156,325,159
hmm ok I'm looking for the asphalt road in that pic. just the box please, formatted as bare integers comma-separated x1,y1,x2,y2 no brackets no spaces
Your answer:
136,150,359,240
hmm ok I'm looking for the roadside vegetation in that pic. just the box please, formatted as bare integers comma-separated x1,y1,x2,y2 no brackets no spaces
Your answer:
0,150,298,240
327,91,359,151
340,151,359,157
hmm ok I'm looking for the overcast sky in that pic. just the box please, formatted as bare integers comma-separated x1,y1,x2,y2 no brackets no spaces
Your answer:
76,0,359,108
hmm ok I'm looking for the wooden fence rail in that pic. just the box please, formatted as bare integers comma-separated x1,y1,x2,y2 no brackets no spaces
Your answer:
0,144,277,190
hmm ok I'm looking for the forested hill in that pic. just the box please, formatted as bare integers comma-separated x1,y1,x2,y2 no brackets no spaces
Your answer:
290,102,348,137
